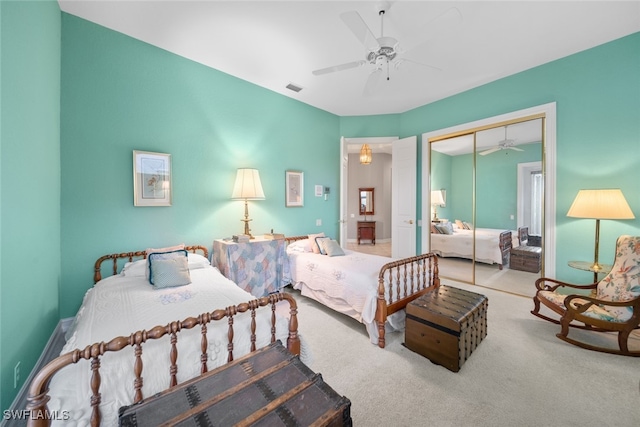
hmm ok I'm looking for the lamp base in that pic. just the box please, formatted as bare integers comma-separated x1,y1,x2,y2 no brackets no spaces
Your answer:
241,199,254,239
240,218,254,239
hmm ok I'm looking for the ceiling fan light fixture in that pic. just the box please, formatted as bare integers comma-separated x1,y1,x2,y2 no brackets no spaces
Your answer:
360,144,372,165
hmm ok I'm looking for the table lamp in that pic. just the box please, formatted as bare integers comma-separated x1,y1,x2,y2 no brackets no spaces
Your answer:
566,188,634,272
231,168,265,239
431,190,445,221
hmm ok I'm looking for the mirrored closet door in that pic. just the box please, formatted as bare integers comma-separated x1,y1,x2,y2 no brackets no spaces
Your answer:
428,116,545,297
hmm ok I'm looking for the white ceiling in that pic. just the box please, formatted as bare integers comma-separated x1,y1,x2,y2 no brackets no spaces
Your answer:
58,1,639,117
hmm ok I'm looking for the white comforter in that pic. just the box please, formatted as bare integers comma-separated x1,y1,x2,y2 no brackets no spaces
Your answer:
47,265,293,426
430,228,516,265
287,249,409,344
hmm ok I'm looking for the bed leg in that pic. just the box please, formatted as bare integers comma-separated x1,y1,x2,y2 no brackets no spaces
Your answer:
377,321,386,348
281,293,301,356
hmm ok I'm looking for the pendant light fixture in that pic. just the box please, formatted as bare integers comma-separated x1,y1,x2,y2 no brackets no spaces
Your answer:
360,144,372,165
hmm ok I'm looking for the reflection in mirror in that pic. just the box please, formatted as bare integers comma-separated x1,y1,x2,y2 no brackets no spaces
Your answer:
429,136,474,285
429,117,545,297
359,188,374,215
475,118,544,296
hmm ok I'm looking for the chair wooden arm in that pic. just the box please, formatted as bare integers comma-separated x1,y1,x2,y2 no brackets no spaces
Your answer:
535,277,598,292
564,294,640,313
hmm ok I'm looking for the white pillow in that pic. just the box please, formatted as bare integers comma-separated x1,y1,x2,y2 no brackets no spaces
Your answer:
121,259,146,277
187,252,211,269
287,239,312,253
308,233,326,254
121,252,209,277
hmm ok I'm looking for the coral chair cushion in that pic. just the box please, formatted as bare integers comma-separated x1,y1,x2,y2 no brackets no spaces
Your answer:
595,235,640,321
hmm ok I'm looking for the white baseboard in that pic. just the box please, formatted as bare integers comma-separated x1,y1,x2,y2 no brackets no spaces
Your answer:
1,318,72,427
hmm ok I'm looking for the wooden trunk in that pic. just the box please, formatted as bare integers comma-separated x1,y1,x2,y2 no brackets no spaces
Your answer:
119,341,351,426
405,285,487,372
510,245,542,273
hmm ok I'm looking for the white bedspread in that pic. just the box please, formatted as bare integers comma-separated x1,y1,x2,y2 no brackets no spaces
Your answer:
47,266,294,426
287,249,410,344
430,228,516,265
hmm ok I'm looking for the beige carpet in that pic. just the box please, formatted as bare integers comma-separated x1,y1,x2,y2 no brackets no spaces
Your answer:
284,282,640,427
436,257,539,298
347,242,539,298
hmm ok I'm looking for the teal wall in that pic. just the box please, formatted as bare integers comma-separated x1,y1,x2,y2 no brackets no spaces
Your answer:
59,14,340,317
401,32,640,281
0,3,638,413
339,113,401,138
476,144,542,230
0,0,61,411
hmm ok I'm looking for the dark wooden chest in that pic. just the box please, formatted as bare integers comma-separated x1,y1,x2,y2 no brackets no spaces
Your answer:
119,341,352,426
510,245,542,273
405,285,488,372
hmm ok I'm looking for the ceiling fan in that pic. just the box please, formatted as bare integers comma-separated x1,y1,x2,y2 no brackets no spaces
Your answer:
479,126,524,156
312,3,461,95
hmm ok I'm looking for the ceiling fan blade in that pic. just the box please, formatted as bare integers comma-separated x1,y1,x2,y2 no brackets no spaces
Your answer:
423,7,462,41
479,147,501,156
395,58,442,72
363,69,383,97
340,11,380,52
508,147,525,152
312,60,367,76
400,7,462,56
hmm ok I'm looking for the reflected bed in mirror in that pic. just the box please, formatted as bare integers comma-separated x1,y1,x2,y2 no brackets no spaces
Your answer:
359,187,374,215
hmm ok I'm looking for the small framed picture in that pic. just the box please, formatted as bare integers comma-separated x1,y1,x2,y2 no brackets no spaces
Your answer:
285,170,304,207
133,150,172,207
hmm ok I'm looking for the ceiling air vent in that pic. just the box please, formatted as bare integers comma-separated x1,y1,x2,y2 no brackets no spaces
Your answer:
285,83,303,93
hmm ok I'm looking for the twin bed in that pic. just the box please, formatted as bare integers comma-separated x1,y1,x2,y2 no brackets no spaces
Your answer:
430,227,516,269
27,245,300,427
284,235,439,348
27,239,440,426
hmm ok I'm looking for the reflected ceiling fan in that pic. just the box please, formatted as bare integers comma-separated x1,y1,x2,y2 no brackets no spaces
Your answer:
479,125,524,156
312,2,461,95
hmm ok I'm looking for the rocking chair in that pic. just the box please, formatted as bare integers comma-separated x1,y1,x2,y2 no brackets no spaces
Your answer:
531,235,640,356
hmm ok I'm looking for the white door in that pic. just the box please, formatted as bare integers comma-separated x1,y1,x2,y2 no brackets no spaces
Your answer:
392,136,417,258
339,137,348,247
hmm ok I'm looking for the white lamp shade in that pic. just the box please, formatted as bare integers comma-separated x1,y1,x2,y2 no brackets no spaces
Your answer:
567,189,634,219
431,190,445,206
231,168,265,200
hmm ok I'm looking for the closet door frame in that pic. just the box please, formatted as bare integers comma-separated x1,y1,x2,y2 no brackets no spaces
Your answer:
421,102,556,281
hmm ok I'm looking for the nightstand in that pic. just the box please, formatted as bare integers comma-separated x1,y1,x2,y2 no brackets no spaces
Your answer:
357,221,376,245
212,237,289,297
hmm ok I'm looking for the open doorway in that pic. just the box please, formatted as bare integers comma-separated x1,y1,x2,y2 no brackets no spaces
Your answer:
340,137,395,257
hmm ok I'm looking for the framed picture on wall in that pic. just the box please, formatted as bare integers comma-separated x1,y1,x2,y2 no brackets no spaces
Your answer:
133,150,172,207
285,170,304,207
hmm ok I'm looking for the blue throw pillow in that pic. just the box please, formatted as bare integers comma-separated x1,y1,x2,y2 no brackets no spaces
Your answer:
323,239,345,257
148,249,190,287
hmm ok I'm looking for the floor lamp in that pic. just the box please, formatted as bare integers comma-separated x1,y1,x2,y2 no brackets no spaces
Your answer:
567,188,635,274
231,168,265,239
